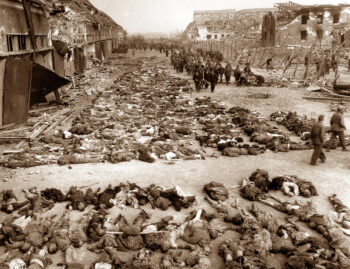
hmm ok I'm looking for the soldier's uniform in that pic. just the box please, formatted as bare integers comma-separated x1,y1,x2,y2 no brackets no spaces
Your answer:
310,116,326,165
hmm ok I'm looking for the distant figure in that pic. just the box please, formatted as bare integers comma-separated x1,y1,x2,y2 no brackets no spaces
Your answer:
217,63,224,83
327,106,347,152
234,65,241,82
266,57,273,70
310,115,326,166
224,62,232,85
193,69,202,91
209,69,218,93
244,62,252,75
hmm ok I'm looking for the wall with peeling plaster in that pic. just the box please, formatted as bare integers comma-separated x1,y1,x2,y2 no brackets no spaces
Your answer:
276,7,350,48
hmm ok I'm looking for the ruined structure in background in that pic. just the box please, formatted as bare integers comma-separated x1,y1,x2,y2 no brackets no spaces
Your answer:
0,0,126,127
262,12,276,47
185,8,276,42
234,8,276,40
184,2,350,50
187,9,236,40
275,2,350,47
49,0,127,76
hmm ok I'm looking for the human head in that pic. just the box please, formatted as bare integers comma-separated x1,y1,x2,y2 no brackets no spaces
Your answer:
318,115,324,122
337,106,344,113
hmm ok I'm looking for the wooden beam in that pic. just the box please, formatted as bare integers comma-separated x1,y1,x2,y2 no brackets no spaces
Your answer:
303,96,350,102
0,126,31,135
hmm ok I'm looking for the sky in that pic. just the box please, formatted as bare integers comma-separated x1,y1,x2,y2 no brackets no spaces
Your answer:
90,0,350,34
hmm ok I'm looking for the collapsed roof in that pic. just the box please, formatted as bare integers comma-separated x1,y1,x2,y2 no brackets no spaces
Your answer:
274,1,350,27
48,0,125,46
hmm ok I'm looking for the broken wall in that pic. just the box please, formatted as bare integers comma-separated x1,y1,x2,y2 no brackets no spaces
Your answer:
0,5,28,52
276,7,350,48
0,2,50,53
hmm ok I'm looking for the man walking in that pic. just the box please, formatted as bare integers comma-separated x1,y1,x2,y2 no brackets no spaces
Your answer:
327,106,347,151
193,68,202,92
224,62,232,85
310,115,326,166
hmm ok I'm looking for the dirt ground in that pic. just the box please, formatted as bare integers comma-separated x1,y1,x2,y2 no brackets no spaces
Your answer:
1,50,350,268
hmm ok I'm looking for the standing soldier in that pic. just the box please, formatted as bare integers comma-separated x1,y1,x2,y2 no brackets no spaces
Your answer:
193,67,202,91
217,63,224,83
327,106,348,152
310,115,326,166
209,68,218,92
234,65,242,82
224,62,232,85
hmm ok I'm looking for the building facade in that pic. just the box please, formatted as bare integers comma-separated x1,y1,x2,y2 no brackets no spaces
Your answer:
187,8,276,41
0,0,126,127
190,9,236,40
0,0,56,127
275,2,350,47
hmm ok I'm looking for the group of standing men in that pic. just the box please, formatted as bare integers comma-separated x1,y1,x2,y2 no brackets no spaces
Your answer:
170,49,264,93
310,106,347,166
170,49,232,92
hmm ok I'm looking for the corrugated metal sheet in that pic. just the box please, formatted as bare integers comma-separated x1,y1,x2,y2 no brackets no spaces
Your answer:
3,58,32,125
0,6,28,34
31,11,49,35
53,50,65,77
30,61,70,105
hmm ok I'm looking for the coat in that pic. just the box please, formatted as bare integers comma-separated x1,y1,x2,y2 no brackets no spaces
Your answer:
330,112,346,131
310,121,325,145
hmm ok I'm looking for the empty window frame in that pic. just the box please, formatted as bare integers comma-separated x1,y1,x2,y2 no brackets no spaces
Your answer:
18,35,27,50
317,14,323,24
6,35,13,52
301,30,308,40
40,35,47,47
301,14,309,25
333,13,340,23
35,35,47,48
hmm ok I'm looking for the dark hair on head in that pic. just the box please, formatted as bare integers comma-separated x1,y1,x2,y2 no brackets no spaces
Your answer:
318,115,324,121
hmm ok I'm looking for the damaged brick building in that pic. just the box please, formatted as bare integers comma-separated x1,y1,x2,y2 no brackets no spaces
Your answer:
273,2,350,48
185,8,276,41
0,0,126,127
50,0,127,76
187,9,236,40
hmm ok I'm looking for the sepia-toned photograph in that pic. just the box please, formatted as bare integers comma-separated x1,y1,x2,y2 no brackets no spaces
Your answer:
0,0,350,268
